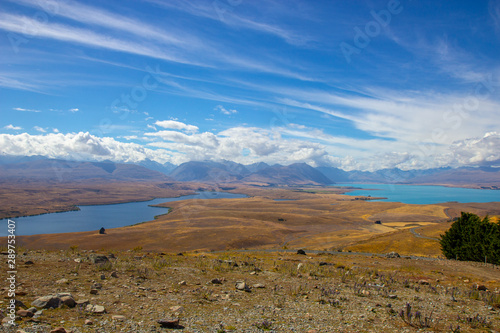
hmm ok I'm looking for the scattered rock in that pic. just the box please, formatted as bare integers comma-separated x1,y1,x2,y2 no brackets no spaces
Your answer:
15,299,28,309
75,299,89,307
235,281,250,292
16,310,34,317
32,296,62,309
475,284,488,291
170,306,184,314
178,280,187,286
297,263,304,271
418,279,430,285
89,254,109,264
111,271,119,278
386,252,400,258
99,227,106,234
90,289,98,295
56,278,69,284
24,260,35,265
297,249,306,255
211,278,223,284
84,319,93,325
92,305,106,314
112,315,126,321
157,318,180,328
60,295,76,308
100,274,105,280
50,328,67,333
388,295,398,299
252,283,265,289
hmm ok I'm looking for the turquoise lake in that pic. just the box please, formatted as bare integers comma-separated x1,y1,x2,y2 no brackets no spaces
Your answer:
335,184,500,204
1,192,246,236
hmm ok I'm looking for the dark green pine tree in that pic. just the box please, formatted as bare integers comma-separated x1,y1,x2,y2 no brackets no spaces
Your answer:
440,212,500,265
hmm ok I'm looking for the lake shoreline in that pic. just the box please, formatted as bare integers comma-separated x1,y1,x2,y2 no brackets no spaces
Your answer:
332,183,500,205
0,191,247,237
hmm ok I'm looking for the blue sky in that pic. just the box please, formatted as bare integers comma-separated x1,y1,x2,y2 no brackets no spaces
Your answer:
1,0,500,170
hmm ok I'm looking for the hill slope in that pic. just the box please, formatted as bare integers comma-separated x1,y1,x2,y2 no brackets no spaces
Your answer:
0,159,172,182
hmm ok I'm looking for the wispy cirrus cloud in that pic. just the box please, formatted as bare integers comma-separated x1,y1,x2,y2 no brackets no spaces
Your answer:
144,0,315,47
490,0,500,33
7,0,195,47
0,12,204,66
13,107,41,112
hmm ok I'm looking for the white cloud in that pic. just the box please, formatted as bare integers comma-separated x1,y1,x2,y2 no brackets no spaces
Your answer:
34,126,47,133
145,126,330,166
154,120,199,133
68,108,79,113
450,132,500,166
119,135,139,140
13,107,41,112
53,128,60,133
1,127,499,171
0,132,175,164
4,124,22,130
214,105,238,115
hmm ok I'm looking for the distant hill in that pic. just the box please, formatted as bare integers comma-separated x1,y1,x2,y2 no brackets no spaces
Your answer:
242,163,333,185
2,156,499,187
169,161,332,185
318,166,500,187
409,166,500,186
0,159,172,182
169,161,249,182
137,159,176,175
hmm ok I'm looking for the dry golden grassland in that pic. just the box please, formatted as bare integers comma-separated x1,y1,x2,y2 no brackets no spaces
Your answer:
7,183,499,258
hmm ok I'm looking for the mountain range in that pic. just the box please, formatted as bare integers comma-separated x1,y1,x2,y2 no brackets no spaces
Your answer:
0,158,171,182
1,156,499,187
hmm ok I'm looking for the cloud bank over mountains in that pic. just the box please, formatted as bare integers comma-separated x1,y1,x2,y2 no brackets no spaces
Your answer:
1,125,499,171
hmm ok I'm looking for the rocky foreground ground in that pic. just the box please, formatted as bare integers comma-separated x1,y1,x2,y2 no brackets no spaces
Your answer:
1,249,499,332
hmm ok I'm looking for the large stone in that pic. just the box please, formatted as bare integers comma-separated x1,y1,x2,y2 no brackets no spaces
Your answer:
235,281,250,292
16,310,34,317
92,305,106,314
89,254,109,264
60,296,76,308
50,328,67,333
386,252,400,258
297,249,306,255
157,318,180,328
32,296,62,309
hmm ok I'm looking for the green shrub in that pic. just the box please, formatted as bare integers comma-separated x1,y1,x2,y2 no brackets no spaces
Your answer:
440,212,500,264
